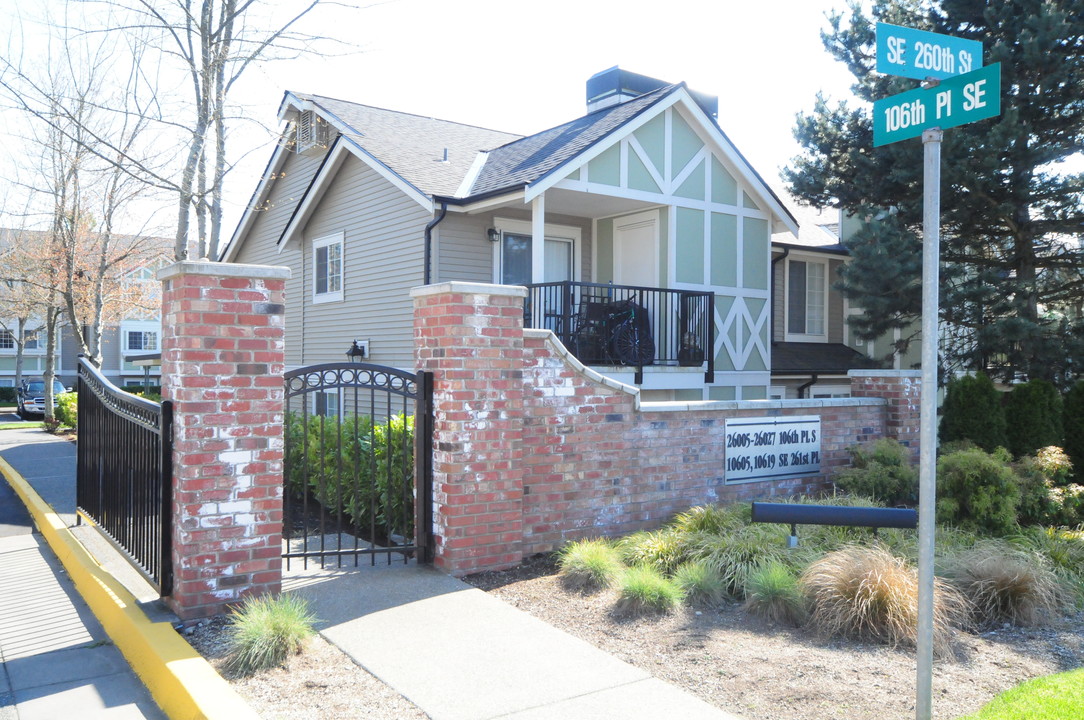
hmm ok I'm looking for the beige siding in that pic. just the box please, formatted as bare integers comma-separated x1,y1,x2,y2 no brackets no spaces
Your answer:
298,154,431,371
771,255,785,342
233,150,326,368
437,214,492,283
828,259,845,344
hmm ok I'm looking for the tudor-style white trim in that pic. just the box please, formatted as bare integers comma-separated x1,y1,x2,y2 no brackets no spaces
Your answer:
523,87,799,238
277,136,432,251
222,138,290,263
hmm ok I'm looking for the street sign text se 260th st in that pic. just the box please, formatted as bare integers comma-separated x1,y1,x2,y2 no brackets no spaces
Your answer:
876,22,983,81
873,62,1001,146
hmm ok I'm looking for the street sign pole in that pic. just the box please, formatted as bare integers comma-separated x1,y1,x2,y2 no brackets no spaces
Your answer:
916,126,942,720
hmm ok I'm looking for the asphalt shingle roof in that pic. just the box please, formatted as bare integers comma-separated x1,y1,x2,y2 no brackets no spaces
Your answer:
469,84,679,196
294,93,522,197
771,342,878,375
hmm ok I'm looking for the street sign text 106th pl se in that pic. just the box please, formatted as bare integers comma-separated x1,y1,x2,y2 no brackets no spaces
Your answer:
873,63,1001,147
876,22,983,81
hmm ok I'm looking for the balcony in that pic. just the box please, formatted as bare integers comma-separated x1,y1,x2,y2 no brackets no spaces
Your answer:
524,281,715,385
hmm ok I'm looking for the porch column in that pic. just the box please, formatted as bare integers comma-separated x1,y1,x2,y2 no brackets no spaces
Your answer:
531,194,545,283
159,261,290,620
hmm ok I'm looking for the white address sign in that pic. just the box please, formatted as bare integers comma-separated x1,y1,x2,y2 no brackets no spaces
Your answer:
724,416,821,483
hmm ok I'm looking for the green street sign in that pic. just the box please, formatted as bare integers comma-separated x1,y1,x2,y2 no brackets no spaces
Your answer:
876,22,983,81
873,63,1001,147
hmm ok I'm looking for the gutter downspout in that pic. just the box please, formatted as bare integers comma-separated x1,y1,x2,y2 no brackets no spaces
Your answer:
424,202,448,286
797,373,819,399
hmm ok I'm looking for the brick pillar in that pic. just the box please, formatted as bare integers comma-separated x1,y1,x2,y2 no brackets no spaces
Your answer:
159,261,290,619
849,370,922,459
411,282,527,576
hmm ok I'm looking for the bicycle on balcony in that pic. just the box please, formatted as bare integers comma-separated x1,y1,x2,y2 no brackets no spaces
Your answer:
569,297,655,366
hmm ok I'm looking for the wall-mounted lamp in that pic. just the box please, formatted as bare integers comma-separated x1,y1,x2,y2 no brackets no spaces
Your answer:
487,228,501,243
346,339,366,362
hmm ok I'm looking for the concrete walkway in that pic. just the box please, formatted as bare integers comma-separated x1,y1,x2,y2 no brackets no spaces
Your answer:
1,424,743,720
0,428,166,719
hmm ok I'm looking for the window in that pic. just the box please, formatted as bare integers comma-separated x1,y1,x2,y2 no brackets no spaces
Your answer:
787,259,826,339
314,389,340,417
313,232,344,303
22,330,38,350
493,218,578,286
125,330,158,352
0,331,13,350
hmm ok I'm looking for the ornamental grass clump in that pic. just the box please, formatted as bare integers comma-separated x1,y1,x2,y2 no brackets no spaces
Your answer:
225,594,317,676
557,538,624,591
947,542,1063,628
672,560,727,607
1011,526,1084,605
614,565,684,616
744,561,806,625
670,503,746,535
687,523,788,598
799,544,968,657
616,528,688,576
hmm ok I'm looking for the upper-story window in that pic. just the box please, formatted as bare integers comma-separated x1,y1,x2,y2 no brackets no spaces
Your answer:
0,330,13,350
125,330,158,352
786,259,827,340
0,329,38,351
313,232,344,304
22,330,38,350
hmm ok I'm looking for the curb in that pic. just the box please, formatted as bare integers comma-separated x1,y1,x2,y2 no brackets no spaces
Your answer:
0,455,257,720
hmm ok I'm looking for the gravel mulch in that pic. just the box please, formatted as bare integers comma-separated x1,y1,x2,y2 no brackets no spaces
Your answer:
184,554,1084,720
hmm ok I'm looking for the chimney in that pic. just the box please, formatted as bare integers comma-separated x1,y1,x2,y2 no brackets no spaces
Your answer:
585,66,719,119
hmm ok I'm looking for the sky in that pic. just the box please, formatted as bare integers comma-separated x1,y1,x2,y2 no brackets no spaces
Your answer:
0,0,863,237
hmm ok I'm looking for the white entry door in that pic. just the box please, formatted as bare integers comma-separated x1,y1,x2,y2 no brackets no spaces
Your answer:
614,211,658,288
501,235,573,284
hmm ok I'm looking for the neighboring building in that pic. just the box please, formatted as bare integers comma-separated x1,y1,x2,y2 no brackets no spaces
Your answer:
0,228,168,389
224,67,801,401
769,204,920,399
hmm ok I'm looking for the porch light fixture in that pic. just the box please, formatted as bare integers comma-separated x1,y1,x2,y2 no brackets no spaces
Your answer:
346,339,366,362
487,228,500,243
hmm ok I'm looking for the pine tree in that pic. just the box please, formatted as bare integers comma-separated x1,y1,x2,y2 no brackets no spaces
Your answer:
785,0,1084,386
1003,379,1064,457
1063,379,1084,481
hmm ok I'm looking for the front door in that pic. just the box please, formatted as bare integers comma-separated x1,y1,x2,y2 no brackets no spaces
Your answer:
614,211,658,288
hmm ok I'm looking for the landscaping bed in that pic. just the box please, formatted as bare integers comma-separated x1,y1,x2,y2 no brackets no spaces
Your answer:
466,553,1084,720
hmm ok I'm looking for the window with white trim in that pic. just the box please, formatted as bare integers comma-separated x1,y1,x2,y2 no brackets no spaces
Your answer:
313,232,344,304
314,389,340,417
125,330,158,352
786,259,827,340
22,330,38,350
0,330,13,350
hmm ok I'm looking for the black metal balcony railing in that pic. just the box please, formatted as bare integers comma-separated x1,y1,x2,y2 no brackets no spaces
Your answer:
525,281,715,384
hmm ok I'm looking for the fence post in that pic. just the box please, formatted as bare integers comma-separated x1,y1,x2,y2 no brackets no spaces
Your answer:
159,260,290,620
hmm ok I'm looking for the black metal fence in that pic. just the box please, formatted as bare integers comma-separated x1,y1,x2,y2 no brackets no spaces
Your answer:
525,281,715,383
76,357,173,595
283,362,433,570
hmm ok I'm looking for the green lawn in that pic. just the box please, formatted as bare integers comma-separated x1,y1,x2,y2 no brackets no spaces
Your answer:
957,668,1084,719
0,422,43,430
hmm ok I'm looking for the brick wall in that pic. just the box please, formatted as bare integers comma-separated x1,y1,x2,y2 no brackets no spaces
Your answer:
160,261,290,619
413,282,921,576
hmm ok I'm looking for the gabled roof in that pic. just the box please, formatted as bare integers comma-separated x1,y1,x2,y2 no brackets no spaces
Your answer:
468,84,677,197
283,92,522,198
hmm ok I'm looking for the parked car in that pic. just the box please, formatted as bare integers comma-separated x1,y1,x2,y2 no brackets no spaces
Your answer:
17,379,68,419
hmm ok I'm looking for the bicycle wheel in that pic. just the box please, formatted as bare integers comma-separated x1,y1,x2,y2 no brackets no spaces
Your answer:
612,323,654,365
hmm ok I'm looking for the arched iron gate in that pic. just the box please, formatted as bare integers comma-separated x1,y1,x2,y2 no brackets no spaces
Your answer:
283,362,433,569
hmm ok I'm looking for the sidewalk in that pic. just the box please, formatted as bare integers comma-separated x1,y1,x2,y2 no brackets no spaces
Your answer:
1,425,743,720
0,428,166,719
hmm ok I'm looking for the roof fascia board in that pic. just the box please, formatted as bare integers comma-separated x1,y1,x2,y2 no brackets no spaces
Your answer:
771,241,850,257
221,137,289,262
523,91,684,202
339,136,433,211
441,189,527,214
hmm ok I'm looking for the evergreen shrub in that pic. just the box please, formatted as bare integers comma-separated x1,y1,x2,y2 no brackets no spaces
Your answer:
833,438,918,505
939,373,1007,452
55,392,78,428
0,387,16,403
1004,379,1063,458
936,447,1020,535
1063,380,1084,482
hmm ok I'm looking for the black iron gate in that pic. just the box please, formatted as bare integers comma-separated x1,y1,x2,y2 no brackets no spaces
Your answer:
76,357,173,595
283,362,433,569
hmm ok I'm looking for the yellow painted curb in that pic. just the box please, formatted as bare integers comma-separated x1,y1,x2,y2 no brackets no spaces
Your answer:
0,455,257,720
